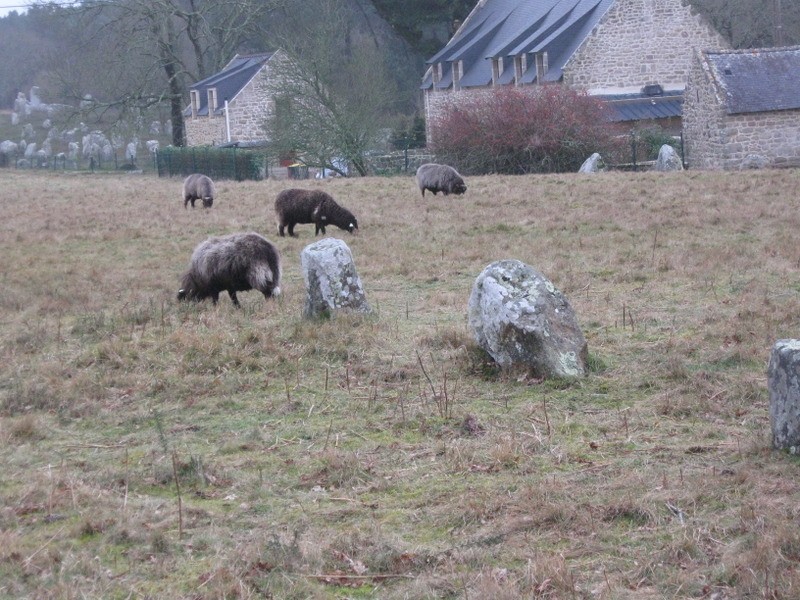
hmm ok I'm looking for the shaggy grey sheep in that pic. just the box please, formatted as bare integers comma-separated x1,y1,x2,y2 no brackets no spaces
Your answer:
415,163,467,197
177,232,281,307
183,173,216,208
274,188,358,237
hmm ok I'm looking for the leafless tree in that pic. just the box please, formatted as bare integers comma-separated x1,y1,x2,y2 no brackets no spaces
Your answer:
263,0,401,176
43,0,278,146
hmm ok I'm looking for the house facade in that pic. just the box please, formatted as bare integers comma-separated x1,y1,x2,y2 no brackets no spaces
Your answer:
683,46,800,170
184,52,279,147
422,0,728,142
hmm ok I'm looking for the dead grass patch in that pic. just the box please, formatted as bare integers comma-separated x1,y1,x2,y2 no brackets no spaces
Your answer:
2,169,800,597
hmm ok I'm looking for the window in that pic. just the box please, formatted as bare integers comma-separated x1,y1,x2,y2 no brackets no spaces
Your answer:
432,63,443,85
453,60,463,90
492,57,505,85
207,88,217,113
190,90,200,117
514,54,527,85
535,52,548,83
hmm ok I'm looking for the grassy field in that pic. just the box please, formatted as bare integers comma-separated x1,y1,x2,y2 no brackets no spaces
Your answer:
2,167,800,599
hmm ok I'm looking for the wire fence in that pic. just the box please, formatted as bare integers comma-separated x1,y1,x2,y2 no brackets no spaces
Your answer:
0,149,160,173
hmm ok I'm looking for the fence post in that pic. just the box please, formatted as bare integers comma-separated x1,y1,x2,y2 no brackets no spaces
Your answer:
233,147,238,180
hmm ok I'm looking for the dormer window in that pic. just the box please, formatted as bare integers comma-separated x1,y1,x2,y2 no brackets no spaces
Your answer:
535,52,548,83
453,60,463,91
190,90,200,117
207,88,218,113
432,63,443,85
491,57,504,85
514,54,527,85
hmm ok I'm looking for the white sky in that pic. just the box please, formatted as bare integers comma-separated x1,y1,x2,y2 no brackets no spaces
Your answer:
0,1,29,17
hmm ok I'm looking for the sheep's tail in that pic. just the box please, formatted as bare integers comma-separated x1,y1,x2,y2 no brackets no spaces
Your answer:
250,262,281,296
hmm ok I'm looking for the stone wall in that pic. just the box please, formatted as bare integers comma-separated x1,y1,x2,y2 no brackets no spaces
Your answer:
226,67,273,143
682,50,727,169
185,114,227,147
563,0,728,92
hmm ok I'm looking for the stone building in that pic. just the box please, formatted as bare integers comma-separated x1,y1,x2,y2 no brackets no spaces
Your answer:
184,52,281,147
683,46,800,170
422,0,728,143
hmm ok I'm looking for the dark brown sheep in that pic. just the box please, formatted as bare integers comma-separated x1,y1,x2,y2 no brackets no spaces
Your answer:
183,173,216,208
177,232,281,307
274,188,358,237
415,163,467,197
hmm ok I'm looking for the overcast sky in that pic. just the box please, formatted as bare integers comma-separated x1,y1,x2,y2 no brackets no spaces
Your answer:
0,1,29,17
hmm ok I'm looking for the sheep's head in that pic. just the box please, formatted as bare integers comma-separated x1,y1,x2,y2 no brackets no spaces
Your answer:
177,273,201,301
347,219,358,234
453,181,467,195
202,196,213,208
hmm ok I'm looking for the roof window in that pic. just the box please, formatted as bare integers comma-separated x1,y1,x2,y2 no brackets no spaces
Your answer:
642,84,663,96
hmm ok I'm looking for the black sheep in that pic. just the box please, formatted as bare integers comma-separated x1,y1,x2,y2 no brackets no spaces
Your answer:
274,188,358,237
177,232,281,307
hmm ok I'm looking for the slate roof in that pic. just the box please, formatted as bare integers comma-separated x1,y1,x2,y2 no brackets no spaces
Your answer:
703,46,800,115
422,0,616,90
184,52,275,117
602,90,683,122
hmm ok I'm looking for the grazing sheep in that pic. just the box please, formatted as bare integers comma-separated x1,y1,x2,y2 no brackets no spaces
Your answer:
177,232,281,307
274,188,358,237
183,173,216,208
415,163,467,197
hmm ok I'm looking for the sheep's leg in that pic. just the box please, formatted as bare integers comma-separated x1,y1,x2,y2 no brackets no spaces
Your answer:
228,291,240,307
211,292,220,304
288,223,297,237
278,224,286,237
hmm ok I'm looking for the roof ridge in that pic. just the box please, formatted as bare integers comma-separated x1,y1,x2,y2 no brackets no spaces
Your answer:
704,45,800,56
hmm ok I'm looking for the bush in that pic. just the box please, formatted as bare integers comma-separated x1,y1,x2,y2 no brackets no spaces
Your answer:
430,85,624,175
636,127,681,160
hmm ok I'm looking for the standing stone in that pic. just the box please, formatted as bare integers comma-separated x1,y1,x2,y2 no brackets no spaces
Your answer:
126,141,137,162
14,92,27,115
579,153,605,173
301,238,370,319
29,86,42,109
468,260,588,379
0,140,18,154
768,339,800,451
654,144,683,171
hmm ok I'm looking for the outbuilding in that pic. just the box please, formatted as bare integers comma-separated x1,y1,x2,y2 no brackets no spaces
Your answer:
683,46,800,170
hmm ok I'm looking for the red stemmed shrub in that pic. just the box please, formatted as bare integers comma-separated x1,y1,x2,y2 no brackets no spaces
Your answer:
430,85,623,174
